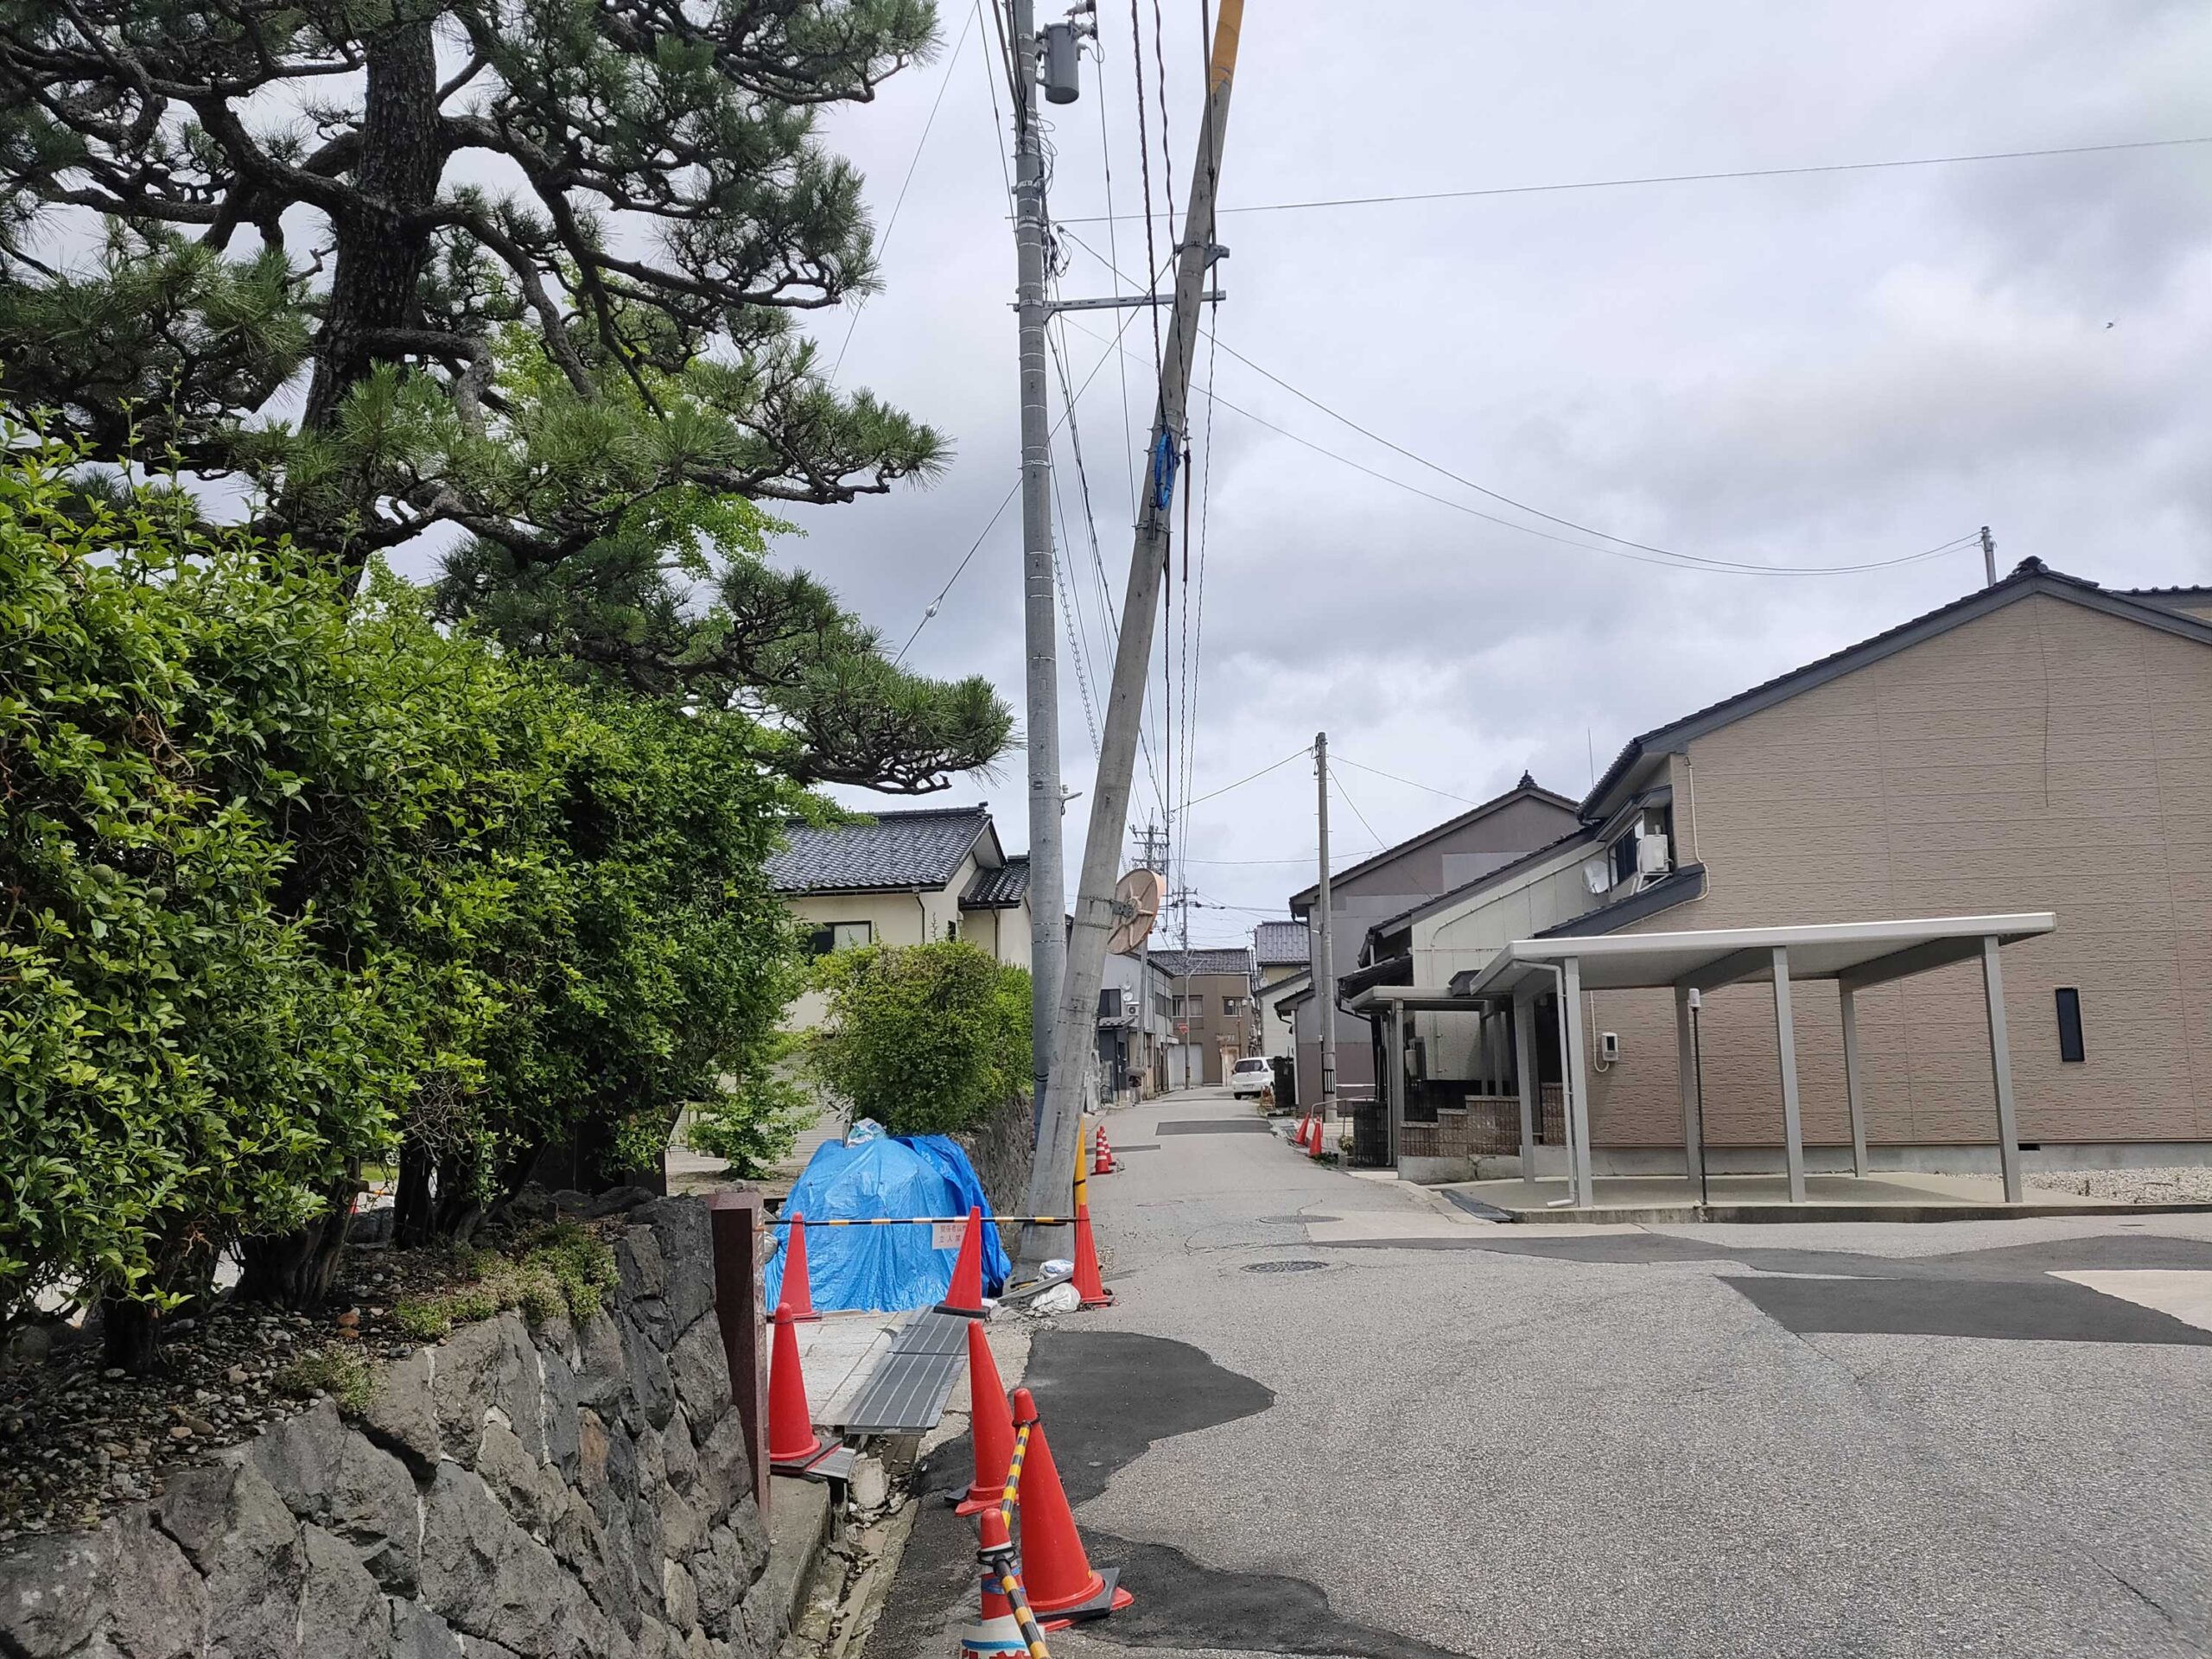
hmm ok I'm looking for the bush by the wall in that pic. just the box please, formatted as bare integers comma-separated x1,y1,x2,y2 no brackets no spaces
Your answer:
803,940,1032,1136
0,438,804,1359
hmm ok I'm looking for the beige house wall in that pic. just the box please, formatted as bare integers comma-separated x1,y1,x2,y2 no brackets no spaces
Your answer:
779,852,1033,1031
1579,592,2212,1154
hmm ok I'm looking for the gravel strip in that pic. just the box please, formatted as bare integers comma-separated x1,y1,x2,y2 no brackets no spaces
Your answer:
2027,1165,2212,1204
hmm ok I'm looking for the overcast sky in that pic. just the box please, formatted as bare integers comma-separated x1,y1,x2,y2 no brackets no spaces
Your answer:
728,1,2209,944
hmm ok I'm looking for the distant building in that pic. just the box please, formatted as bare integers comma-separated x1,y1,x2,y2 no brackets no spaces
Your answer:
766,804,1032,1029
1284,778,1582,1111
1251,919,1313,1069
1098,950,1175,1102
1149,946,1258,1086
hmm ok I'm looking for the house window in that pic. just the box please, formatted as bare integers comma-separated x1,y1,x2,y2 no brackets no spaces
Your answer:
1611,833,1637,888
1222,995,1244,1015
1099,988,1123,1017
1153,994,1173,1020
946,919,958,941
2055,988,2085,1063
805,920,874,957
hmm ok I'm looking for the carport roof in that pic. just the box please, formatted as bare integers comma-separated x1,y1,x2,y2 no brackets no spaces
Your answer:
1455,912,2056,1001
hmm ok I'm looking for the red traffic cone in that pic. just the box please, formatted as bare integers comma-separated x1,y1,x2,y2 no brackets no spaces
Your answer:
1092,1127,1113,1176
766,1301,826,1469
937,1204,988,1318
1071,1203,1113,1309
954,1319,1017,1516
1307,1114,1326,1159
780,1212,821,1322
1294,1114,1313,1151
1010,1388,1133,1621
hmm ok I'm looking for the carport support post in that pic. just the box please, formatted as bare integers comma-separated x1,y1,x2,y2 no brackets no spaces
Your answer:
1770,946,1807,1203
1560,957,1596,1208
1675,985,1704,1185
1840,986,1868,1179
1385,1001,1406,1167
1512,993,1538,1183
1980,935,2024,1202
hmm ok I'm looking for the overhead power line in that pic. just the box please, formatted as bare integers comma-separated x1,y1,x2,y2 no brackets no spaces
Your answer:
1053,134,2212,224
1184,747,1310,809
1329,753,1487,807
1052,231,1983,577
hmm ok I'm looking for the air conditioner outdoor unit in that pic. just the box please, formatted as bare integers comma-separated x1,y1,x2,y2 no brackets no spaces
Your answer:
1637,832,1671,876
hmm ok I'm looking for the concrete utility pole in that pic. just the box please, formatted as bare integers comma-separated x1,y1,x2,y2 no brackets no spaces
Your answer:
1980,525,1998,588
1011,0,1065,1114
1314,731,1337,1128
1024,0,1246,1253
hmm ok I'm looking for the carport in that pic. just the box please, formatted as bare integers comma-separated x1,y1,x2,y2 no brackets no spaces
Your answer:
1423,913,2055,1208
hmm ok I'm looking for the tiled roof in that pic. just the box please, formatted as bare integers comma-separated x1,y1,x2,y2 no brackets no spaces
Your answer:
766,805,992,894
1287,777,1580,908
960,855,1031,909
1252,919,1309,966
1150,947,1255,979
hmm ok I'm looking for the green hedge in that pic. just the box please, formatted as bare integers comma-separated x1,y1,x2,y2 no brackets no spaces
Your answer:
800,940,1032,1137
0,440,801,1337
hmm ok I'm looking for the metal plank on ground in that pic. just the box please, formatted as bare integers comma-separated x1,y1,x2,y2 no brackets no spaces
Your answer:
836,1307,970,1433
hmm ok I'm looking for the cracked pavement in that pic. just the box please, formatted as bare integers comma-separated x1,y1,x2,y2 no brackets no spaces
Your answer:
877,1087,2212,1658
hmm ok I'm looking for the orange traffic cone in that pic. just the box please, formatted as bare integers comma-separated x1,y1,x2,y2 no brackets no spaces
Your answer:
1092,1127,1113,1176
1307,1113,1326,1159
1071,1203,1113,1309
1009,1388,1132,1620
954,1319,1017,1516
766,1301,826,1469
1294,1114,1313,1151
937,1204,988,1318
781,1212,820,1322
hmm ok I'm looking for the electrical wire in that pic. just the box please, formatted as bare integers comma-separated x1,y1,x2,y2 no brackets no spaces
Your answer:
1327,764,1386,851
1052,134,2212,224
1329,754,1488,807
828,3,979,379
1051,228,1984,577
1183,746,1309,808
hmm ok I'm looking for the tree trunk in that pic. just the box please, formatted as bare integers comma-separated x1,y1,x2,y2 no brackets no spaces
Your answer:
394,1135,437,1249
235,1166,360,1310
100,1296,160,1376
296,16,443,573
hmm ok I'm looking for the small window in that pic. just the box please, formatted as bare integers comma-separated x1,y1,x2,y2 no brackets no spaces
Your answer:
806,920,874,957
1098,988,1122,1017
2055,988,2085,1063
1222,995,1244,1015
1611,834,1637,887
946,918,958,941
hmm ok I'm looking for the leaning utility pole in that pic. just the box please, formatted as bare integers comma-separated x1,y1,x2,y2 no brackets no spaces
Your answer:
1314,731,1338,1128
1011,0,1065,1112
1980,524,1998,588
1023,0,1245,1250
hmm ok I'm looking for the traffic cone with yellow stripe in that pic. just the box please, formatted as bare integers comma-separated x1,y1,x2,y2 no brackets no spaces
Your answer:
1010,1388,1133,1621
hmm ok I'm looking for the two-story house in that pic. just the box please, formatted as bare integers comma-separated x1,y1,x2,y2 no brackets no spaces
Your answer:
765,804,1033,1029
1341,560,2212,1189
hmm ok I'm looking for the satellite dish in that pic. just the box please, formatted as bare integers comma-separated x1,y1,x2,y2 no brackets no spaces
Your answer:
1105,868,1163,955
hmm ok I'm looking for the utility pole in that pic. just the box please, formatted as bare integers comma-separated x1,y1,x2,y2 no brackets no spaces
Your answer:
1024,0,1245,1253
1980,525,1998,588
1314,731,1337,1129
1011,0,1065,1115
1133,822,1168,1092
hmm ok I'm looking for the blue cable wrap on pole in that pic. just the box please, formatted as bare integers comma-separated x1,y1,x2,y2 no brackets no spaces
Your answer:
1150,428,1178,511
766,1126,1013,1312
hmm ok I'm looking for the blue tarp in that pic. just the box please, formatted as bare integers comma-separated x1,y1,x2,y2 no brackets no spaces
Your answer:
764,1125,1010,1313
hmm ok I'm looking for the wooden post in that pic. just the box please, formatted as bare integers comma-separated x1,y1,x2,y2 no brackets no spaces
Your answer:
707,1190,769,1513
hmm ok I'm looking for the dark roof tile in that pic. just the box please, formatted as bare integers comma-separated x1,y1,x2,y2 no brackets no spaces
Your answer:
960,855,1032,909
1252,919,1309,966
766,805,993,893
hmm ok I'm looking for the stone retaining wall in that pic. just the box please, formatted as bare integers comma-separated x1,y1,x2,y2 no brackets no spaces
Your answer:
954,1092,1035,1215
0,1198,778,1659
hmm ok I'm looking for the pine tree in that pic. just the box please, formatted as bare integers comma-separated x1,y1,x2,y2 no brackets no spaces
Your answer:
0,0,1010,790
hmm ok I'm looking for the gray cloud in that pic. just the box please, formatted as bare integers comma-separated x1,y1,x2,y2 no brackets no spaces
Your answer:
761,0,2209,944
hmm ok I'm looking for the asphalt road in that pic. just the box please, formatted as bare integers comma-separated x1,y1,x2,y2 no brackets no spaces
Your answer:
874,1087,2212,1659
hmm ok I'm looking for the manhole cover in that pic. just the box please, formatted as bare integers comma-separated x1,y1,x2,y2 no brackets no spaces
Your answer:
1256,1214,1338,1224
1243,1260,1327,1274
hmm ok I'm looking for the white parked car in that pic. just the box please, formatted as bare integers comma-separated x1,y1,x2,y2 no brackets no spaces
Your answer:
1230,1056,1274,1100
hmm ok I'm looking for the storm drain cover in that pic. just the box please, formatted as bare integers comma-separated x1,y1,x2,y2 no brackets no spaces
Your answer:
1256,1215,1338,1224
1243,1260,1327,1274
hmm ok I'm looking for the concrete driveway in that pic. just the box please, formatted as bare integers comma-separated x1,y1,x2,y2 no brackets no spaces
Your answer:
872,1086,2212,1658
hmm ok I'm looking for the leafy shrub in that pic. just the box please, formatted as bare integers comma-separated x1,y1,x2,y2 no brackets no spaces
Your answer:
0,433,802,1353
803,941,1032,1136
687,1039,815,1177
